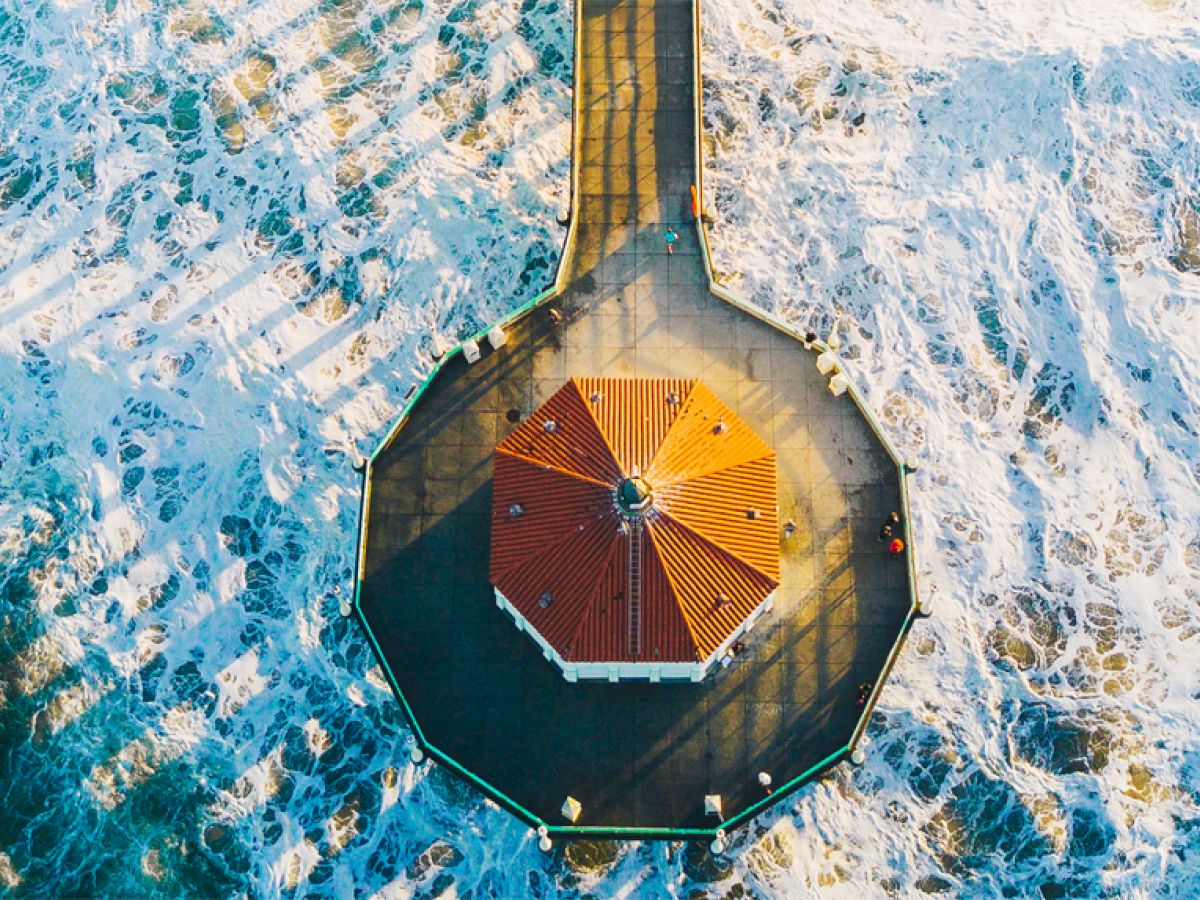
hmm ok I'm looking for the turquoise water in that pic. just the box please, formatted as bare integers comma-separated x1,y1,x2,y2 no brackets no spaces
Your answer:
0,0,570,893
702,0,1200,895
2,0,1199,895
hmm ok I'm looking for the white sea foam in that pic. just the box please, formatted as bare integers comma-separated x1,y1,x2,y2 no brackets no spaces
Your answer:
0,0,1197,894
0,0,569,891
699,0,1200,895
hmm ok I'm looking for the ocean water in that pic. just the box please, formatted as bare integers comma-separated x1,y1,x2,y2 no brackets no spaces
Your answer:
0,0,570,894
0,0,1197,896
700,0,1200,895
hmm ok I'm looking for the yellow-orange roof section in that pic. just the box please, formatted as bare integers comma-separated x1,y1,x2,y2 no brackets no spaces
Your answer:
490,378,779,665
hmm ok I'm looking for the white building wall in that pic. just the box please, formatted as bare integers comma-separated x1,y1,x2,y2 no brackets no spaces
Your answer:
494,588,775,682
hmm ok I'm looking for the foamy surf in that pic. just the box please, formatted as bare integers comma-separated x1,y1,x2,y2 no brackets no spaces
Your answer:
0,0,569,892
0,0,1197,895
699,0,1200,895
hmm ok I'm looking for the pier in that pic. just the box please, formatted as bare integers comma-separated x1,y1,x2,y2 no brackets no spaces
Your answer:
353,0,918,836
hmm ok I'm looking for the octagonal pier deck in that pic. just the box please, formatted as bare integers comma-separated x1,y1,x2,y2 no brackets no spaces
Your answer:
354,0,919,836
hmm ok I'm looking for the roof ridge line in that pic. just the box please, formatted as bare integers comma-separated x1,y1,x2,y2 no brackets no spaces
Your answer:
494,446,612,488
573,376,696,478
490,502,620,584
644,382,771,486
651,510,779,594
650,448,775,490
644,515,778,659
573,377,629,477
641,516,704,658
496,379,623,484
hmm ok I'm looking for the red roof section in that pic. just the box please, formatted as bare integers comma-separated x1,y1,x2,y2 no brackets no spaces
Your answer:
490,378,779,664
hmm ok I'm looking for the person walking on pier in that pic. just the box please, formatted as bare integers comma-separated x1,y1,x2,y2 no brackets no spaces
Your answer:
664,227,678,255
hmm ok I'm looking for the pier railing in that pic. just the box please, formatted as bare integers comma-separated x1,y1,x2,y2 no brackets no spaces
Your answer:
687,0,921,755
352,0,586,611
349,0,925,841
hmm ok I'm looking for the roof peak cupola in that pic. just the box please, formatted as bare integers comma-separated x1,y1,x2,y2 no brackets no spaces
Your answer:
616,475,654,516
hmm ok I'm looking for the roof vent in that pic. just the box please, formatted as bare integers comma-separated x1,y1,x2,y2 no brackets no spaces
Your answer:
713,419,727,435
714,594,731,610
590,391,603,403
746,508,759,520
666,391,678,405
509,503,525,517
543,419,558,433
538,590,554,609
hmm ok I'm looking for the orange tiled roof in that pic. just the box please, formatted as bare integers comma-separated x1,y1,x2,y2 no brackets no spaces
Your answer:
490,378,779,664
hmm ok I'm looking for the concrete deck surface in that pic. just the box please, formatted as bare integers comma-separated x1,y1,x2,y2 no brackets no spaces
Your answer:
357,0,913,831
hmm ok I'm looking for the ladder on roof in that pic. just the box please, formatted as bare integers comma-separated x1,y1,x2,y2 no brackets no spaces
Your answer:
627,520,643,657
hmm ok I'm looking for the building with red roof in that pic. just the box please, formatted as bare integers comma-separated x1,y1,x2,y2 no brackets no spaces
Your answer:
490,377,780,681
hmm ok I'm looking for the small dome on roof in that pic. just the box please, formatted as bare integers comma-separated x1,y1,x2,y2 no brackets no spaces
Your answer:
618,476,653,513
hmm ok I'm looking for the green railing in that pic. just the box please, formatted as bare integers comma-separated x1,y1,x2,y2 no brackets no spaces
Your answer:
352,0,585,608
347,0,925,843
689,0,922,753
